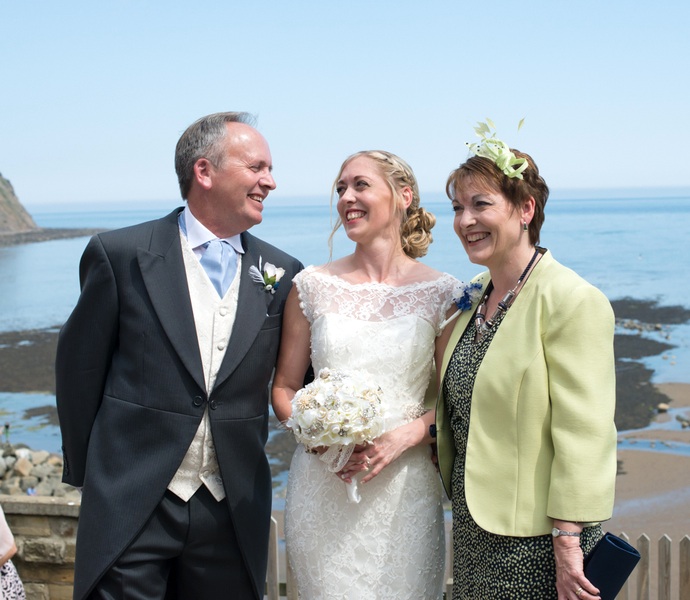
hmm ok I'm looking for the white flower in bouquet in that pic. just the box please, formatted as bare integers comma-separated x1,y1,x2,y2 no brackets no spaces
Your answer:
287,368,385,502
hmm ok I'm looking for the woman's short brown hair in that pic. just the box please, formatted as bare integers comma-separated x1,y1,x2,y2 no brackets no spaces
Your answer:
445,150,549,246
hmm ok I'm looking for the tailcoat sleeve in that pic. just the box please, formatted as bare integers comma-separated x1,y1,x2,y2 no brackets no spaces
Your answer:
56,235,120,487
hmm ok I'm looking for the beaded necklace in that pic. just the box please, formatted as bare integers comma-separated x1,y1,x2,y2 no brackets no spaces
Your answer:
474,247,542,341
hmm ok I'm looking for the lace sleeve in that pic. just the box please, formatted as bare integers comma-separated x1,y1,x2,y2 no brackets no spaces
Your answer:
293,267,316,324
431,274,463,334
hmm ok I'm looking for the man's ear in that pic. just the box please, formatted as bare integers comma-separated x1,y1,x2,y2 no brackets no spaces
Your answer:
194,158,214,190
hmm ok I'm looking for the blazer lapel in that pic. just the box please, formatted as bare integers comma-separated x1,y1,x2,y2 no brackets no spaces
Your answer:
213,233,274,389
137,209,206,392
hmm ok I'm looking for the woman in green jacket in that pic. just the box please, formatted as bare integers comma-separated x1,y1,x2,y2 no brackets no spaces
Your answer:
435,122,617,600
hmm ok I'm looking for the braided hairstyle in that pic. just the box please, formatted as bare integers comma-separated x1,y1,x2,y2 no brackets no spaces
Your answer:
445,149,549,246
331,150,436,258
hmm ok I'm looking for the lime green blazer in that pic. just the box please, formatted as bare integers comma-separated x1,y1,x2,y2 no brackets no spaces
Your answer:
436,251,617,537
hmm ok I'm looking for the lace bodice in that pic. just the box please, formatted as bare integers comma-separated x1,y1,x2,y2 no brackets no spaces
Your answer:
296,266,456,326
295,266,459,428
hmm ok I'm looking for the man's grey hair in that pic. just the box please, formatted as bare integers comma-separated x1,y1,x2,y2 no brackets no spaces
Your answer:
175,111,256,199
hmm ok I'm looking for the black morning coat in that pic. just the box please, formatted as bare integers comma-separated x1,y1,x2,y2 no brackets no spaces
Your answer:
56,208,303,599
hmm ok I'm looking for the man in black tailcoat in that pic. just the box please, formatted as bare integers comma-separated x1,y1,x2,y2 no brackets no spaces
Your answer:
56,112,302,599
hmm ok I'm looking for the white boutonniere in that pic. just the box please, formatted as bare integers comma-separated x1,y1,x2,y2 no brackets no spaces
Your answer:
249,256,285,294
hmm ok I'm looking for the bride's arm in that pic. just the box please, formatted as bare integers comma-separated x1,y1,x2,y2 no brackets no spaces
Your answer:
271,286,312,424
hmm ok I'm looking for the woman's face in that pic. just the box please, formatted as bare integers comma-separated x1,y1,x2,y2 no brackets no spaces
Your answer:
451,180,532,270
335,156,401,244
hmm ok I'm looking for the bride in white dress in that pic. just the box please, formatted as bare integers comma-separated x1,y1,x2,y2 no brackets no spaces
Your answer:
272,151,460,599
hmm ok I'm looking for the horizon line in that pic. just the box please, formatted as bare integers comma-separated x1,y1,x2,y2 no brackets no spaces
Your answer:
24,184,690,210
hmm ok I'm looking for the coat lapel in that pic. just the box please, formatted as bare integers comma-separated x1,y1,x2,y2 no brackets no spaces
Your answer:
137,209,206,392
212,232,274,390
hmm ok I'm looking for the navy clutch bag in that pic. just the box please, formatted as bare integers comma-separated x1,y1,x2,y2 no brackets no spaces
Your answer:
583,532,641,600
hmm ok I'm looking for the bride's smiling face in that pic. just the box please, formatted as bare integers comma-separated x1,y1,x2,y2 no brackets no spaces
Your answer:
335,157,401,243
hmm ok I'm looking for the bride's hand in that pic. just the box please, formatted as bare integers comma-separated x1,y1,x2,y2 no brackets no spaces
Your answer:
336,443,371,484
339,429,411,484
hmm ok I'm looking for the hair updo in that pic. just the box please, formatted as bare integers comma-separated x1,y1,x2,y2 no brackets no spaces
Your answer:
331,150,435,258
445,149,549,246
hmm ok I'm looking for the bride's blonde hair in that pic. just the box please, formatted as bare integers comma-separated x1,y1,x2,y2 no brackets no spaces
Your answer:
328,150,435,258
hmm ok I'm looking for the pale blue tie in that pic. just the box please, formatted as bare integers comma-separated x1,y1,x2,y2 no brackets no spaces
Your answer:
199,239,238,297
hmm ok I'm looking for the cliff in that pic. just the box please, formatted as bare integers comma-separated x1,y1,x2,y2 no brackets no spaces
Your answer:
0,173,103,246
0,172,38,233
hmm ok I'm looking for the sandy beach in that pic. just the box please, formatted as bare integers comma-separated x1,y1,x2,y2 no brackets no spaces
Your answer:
606,382,690,598
609,382,690,538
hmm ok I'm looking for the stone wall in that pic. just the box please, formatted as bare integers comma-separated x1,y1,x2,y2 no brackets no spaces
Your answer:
1,495,79,600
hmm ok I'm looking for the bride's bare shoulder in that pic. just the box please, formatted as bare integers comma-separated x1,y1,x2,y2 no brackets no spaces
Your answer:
405,261,448,284
310,257,354,277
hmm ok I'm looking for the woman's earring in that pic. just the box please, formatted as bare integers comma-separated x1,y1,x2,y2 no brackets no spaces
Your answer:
522,221,528,232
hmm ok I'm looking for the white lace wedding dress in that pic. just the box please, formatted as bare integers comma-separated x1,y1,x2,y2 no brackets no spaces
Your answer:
284,266,459,600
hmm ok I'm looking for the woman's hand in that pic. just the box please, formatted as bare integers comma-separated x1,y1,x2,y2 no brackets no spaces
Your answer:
336,411,435,483
337,425,416,484
335,443,370,483
553,536,600,600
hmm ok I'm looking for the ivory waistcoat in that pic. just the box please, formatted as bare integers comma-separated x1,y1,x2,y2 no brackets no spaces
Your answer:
167,233,241,502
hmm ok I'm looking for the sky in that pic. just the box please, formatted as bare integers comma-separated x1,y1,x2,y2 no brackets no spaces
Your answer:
1,0,689,207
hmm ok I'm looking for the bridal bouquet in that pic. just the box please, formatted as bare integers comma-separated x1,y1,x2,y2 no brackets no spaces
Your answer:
287,367,385,503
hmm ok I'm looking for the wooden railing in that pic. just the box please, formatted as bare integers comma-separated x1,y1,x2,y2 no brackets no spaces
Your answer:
612,533,690,600
264,517,690,600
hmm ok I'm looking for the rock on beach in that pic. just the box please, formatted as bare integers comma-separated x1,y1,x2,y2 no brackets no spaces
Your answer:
0,444,77,498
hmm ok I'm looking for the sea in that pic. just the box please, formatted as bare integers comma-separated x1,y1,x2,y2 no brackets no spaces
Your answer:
1,190,689,463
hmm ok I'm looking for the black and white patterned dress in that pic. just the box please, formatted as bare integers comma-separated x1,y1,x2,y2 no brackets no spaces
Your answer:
0,560,26,600
443,312,601,600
